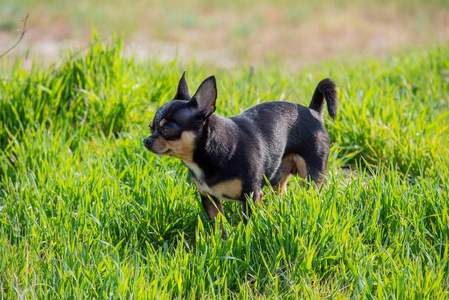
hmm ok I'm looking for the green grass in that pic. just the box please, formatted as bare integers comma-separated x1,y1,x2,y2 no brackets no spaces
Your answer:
0,34,448,298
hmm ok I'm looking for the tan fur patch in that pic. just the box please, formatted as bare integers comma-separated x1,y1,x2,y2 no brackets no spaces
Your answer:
151,135,170,154
159,119,166,127
210,179,243,200
166,131,196,162
273,154,308,194
275,173,292,194
192,177,207,195
193,177,243,201
291,155,308,179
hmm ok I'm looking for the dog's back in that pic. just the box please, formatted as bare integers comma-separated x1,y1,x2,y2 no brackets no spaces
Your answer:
229,78,337,188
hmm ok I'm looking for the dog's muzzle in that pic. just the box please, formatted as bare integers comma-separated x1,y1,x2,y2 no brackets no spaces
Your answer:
143,137,154,150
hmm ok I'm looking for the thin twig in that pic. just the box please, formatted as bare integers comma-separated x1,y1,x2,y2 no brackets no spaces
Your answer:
0,14,29,59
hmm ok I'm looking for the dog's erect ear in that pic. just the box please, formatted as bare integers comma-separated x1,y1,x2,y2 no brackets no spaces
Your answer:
190,75,217,118
173,71,191,100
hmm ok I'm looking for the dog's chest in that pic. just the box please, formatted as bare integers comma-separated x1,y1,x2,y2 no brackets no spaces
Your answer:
184,162,242,201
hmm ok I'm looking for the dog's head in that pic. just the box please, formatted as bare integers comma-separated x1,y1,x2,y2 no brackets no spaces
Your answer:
143,72,217,162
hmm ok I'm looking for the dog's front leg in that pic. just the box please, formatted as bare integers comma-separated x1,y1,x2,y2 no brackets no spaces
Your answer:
200,194,225,236
242,188,262,225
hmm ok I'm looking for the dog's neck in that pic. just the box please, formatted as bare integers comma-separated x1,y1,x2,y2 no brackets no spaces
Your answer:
193,114,239,168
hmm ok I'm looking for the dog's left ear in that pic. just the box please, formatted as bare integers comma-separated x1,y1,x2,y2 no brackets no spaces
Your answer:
190,75,217,118
173,71,191,100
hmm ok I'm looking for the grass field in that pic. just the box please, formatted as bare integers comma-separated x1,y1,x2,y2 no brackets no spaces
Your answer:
1,34,448,298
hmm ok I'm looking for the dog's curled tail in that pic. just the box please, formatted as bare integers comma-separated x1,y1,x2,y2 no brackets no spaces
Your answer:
309,78,338,120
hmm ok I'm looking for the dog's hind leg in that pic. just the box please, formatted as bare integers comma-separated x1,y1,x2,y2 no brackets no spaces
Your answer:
272,154,308,196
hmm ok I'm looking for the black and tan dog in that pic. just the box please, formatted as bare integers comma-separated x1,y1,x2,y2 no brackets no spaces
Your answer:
144,72,337,229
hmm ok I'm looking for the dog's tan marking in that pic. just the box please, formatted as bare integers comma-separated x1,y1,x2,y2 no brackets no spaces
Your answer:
192,177,242,201
273,154,308,195
275,174,292,194
292,155,308,179
210,179,242,200
159,119,166,127
185,161,204,180
194,177,227,236
201,195,225,237
151,135,170,154
192,177,207,195
255,187,263,204
166,131,196,162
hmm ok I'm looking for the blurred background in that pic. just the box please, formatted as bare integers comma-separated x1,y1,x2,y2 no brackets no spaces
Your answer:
1,0,448,68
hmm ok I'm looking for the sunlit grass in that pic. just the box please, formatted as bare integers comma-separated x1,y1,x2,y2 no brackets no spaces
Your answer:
0,35,448,298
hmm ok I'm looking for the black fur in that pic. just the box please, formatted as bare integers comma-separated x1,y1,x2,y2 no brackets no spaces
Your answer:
173,71,191,100
144,73,338,227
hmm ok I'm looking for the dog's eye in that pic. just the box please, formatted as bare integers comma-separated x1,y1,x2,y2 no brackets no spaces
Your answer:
162,127,172,135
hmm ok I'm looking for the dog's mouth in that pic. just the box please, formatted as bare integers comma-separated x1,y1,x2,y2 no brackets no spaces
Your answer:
145,146,172,156
161,149,172,155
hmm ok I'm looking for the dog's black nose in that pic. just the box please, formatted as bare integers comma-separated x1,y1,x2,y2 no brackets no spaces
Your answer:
143,137,153,147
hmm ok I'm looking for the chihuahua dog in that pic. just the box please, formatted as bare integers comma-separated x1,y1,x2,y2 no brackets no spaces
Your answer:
144,72,337,228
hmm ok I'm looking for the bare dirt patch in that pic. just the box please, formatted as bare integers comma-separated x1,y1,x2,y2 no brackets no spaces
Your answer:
1,0,448,68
